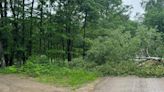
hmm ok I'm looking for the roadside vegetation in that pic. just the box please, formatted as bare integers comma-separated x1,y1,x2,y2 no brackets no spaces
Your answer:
1,57,164,88
0,56,98,88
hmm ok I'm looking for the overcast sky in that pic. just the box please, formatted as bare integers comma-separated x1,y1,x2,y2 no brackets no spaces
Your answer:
123,0,145,20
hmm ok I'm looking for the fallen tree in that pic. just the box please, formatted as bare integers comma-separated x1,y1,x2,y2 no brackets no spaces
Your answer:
135,57,163,62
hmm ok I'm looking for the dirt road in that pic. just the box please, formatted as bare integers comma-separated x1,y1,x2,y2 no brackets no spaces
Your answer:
94,77,164,92
0,74,69,92
1,75,164,92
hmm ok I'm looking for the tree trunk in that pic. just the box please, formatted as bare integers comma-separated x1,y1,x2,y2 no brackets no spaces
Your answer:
66,27,72,62
0,1,7,67
0,1,3,18
21,0,26,64
39,1,43,54
9,0,19,66
4,0,7,18
28,0,34,56
82,10,88,59
0,42,5,67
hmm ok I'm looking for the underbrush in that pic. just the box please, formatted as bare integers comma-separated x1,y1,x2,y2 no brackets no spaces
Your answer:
97,61,164,77
1,56,164,88
0,56,98,88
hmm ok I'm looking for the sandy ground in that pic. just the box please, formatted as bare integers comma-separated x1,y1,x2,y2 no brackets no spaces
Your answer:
94,77,164,92
0,74,70,92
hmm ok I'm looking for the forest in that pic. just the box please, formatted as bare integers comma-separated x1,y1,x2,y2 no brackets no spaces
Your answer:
0,0,164,88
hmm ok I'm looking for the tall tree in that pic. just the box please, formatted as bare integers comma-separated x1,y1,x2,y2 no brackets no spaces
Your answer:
28,0,35,56
144,0,164,33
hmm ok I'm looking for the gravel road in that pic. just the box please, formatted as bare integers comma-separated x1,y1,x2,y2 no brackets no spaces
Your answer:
94,77,164,92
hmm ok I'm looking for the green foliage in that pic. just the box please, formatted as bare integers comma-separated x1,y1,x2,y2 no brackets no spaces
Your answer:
97,61,137,76
0,56,98,87
144,0,164,33
15,56,98,87
87,26,164,65
97,61,164,77
26,55,50,64
0,0,164,88
1,55,164,88
135,26,164,57
68,57,86,68
37,68,97,87
136,62,164,77
87,28,139,64
0,66,17,74
68,57,98,70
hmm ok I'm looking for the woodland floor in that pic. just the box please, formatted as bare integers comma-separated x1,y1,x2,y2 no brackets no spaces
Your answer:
1,75,164,92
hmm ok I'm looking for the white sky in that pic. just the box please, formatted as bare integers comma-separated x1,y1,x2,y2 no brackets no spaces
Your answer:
123,0,145,20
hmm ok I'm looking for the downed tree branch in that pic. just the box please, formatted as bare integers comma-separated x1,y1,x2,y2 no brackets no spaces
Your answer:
134,57,163,62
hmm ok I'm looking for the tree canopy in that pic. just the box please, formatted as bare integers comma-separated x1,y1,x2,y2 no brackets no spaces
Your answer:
0,0,163,67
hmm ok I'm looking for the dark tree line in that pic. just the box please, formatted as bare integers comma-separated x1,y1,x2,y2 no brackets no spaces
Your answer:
0,0,127,67
0,0,163,67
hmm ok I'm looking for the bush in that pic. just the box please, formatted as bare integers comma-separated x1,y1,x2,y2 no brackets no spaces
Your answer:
0,66,17,74
15,56,98,87
27,55,49,64
136,63,164,77
97,61,137,76
68,57,97,70
87,27,164,65
68,57,86,68
87,29,139,64
96,60,164,77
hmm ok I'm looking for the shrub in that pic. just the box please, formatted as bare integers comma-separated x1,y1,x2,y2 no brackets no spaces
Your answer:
97,61,137,76
27,55,49,64
68,57,86,68
16,56,98,87
96,60,164,77
87,27,164,65
0,66,17,74
87,29,139,64
68,57,97,70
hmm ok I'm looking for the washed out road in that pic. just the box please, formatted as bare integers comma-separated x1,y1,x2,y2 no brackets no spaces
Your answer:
94,77,164,92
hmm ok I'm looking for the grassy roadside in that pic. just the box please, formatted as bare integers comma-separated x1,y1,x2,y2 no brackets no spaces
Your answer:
0,66,98,89
0,63,98,89
1,56,164,89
